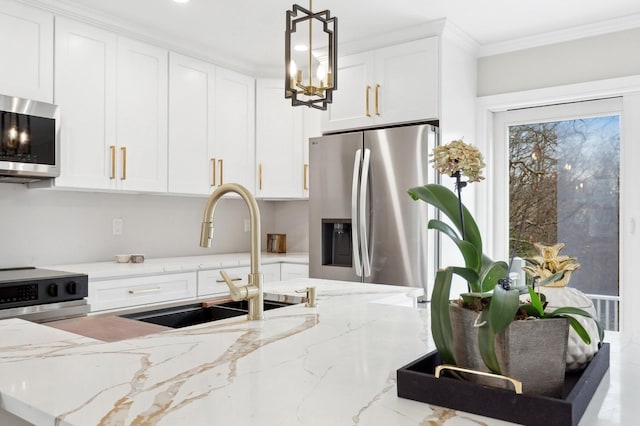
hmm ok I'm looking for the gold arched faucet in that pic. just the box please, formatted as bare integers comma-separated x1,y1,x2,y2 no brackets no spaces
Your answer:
200,183,264,320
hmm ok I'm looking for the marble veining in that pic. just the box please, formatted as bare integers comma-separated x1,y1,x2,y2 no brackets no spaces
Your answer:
0,278,634,425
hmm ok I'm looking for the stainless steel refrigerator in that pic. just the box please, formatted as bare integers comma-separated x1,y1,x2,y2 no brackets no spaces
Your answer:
309,124,438,293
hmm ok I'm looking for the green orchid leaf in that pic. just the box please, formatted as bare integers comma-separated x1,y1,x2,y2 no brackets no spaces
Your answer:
564,315,591,345
546,306,605,343
527,287,545,317
427,218,460,241
450,266,481,293
430,268,456,365
428,220,481,271
460,291,492,298
477,285,519,375
519,304,540,317
476,309,502,374
460,290,492,305
488,284,520,334
408,184,483,259
478,259,509,293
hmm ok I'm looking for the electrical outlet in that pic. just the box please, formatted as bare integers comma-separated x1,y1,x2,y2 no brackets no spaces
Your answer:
112,218,124,236
244,219,250,232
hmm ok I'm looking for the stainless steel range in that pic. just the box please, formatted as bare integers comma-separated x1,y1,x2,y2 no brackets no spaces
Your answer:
0,267,89,322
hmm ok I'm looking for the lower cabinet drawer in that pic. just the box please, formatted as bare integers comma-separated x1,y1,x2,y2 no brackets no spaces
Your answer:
89,272,197,312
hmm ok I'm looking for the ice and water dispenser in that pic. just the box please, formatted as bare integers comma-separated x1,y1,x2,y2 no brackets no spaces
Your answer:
321,219,352,267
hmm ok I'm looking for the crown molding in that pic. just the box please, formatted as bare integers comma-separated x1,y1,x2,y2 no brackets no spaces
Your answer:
478,13,640,57
337,19,446,57
15,0,257,75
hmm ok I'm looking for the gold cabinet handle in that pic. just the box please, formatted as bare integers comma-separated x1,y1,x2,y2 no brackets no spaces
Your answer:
218,159,224,185
259,163,263,190
211,158,216,187
365,85,371,117
120,146,127,180
303,164,309,190
128,287,161,295
216,277,242,283
375,84,381,116
109,145,116,179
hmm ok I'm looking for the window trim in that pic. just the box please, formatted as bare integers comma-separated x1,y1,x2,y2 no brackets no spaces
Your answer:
476,75,640,334
492,97,622,262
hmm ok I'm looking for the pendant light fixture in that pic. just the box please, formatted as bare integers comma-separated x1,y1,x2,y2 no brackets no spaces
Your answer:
285,0,337,110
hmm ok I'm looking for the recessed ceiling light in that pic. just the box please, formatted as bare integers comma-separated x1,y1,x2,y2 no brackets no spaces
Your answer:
173,0,189,3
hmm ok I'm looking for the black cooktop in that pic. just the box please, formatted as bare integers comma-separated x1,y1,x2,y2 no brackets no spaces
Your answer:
0,267,89,308
0,267,86,284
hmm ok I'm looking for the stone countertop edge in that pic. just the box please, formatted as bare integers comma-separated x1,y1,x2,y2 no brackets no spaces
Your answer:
43,252,309,280
0,279,430,426
0,278,633,425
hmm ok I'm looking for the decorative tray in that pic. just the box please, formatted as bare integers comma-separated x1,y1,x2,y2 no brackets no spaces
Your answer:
396,343,610,426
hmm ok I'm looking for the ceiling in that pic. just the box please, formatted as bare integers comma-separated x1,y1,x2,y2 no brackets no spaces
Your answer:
51,0,640,75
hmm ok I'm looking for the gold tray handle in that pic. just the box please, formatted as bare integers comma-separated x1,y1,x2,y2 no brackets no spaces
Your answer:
435,364,523,394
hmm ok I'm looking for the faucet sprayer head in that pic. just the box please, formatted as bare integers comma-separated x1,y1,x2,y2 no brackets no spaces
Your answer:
200,221,214,248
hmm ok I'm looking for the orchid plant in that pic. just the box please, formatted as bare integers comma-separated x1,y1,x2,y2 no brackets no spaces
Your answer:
408,139,602,375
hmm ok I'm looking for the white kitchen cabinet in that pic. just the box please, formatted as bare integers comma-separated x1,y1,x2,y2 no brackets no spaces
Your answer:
198,263,281,297
256,79,304,199
198,266,249,297
54,18,117,189
168,52,216,195
323,37,439,132
0,0,53,103
302,107,322,197
280,263,309,280
262,263,282,283
256,79,322,199
89,272,197,312
213,68,256,193
115,37,168,193
54,19,168,192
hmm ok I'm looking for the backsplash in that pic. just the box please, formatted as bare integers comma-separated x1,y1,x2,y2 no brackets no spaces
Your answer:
0,184,309,267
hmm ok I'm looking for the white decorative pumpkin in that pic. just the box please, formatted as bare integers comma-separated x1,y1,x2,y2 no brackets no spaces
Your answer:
538,285,600,371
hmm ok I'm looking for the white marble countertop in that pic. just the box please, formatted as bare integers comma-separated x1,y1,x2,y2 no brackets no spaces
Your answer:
45,252,309,280
0,278,635,425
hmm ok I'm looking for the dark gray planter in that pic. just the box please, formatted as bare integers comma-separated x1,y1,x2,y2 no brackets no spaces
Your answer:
449,303,569,397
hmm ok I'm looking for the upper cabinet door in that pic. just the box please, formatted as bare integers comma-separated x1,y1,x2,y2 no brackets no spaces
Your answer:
322,52,374,132
256,78,304,199
302,107,323,198
322,37,440,133
0,0,53,103
168,52,216,195
116,37,168,193
213,68,256,193
375,37,439,125
54,17,117,190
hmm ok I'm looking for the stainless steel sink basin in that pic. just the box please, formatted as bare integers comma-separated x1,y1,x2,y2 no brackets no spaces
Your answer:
119,296,301,329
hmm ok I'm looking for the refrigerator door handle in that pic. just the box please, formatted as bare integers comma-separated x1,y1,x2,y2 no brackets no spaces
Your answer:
351,149,363,277
360,148,372,277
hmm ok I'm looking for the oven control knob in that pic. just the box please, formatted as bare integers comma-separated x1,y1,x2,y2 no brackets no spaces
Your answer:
47,283,59,297
66,281,78,294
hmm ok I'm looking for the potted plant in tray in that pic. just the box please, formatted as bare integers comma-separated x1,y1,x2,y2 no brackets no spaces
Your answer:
408,139,604,397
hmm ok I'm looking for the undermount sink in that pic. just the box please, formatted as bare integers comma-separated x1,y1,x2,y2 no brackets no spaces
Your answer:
119,295,299,329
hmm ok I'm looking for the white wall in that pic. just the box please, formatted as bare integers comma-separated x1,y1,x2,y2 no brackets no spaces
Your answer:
261,200,309,254
0,184,284,267
477,28,640,96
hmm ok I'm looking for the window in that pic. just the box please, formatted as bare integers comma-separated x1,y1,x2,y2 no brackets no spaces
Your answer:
494,98,622,330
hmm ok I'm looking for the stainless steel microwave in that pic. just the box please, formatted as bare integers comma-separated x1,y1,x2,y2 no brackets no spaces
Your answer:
0,94,60,183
